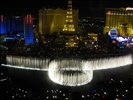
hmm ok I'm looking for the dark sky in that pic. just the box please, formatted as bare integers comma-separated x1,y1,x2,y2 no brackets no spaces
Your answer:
1,0,133,17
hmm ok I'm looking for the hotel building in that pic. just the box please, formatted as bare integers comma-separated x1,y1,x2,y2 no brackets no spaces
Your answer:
39,8,78,34
104,7,133,36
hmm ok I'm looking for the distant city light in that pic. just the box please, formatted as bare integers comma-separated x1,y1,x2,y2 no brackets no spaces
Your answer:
116,36,128,42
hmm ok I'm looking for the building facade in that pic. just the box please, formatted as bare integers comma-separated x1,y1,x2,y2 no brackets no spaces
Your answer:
1,15,25,34
24,14,34,44
39,8,78,34
104,7,133,36
0,15,11,35
63,0,75,32
11,16,24,32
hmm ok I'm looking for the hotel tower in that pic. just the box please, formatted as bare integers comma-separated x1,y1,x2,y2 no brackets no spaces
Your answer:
39,0,78,34
104,7,133,36
63,0,75,33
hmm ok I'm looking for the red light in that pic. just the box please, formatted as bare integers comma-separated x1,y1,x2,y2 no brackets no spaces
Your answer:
25,15,28,24
112,40,116,43
1,15,4,22
25,14,33,24
29,15,33,24
108,11,111,14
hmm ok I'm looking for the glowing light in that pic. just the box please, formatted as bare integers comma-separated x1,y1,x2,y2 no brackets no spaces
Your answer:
0,15,6,34
108,28,118,39
116,36,128,42
24,14,34,44
108,11,111,14
108,28,118,36
25,15,33,24
25,15,28,24
126,7,133,10
29,15,33,24
63,0,75,32
1,15,4,22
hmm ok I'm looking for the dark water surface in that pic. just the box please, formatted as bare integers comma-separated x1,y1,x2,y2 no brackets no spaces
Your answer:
7,64,133,93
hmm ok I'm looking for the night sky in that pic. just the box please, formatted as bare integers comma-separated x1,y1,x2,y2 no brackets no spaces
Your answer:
1,0,133,17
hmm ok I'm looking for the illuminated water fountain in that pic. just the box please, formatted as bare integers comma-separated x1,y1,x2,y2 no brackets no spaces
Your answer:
5,55,50,70
48,59,93,86
1,54,133,86
48,55,132,86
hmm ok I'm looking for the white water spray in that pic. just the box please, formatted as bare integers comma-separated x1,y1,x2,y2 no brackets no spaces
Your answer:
48,59,93,86
2,54,133,86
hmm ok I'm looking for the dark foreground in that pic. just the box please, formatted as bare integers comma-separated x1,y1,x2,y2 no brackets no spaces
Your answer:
0,64,133,100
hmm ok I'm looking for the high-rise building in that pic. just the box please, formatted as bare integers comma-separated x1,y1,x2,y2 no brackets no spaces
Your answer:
39,8,78,34
11,16,24,32
1,15,24,34
0,15,6,35
0,15,10,35
104,7,133,36
24,14,34,44
63,0,75,33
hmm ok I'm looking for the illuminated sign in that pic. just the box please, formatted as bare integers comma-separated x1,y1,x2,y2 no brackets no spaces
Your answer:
116,36,128,42
108,28,118,39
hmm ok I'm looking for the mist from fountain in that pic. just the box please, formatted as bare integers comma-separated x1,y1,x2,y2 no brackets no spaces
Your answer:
92,54,132,70
6,55,50,70
48,59,93,86
2,54,133,86
48,54,132,86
